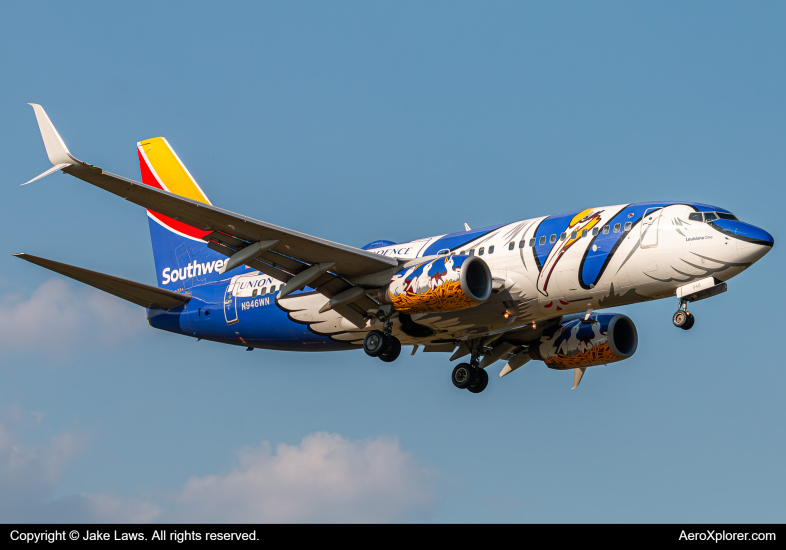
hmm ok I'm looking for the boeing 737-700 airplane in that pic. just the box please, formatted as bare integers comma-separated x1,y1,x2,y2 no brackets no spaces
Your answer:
18,104,774,392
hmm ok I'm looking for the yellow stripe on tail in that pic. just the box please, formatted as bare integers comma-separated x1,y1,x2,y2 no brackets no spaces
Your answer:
138,137,212,205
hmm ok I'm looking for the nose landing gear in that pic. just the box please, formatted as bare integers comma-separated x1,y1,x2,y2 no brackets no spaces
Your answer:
672,301,695,330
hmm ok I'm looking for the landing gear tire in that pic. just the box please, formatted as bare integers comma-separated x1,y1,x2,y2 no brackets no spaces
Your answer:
452,363,475,389
363,330,387,357
673,310,695,330
379,337,401,362
673,310,688,329
467,368,489,394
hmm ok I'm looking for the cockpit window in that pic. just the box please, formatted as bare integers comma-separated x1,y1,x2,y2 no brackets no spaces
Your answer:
689,211,737,223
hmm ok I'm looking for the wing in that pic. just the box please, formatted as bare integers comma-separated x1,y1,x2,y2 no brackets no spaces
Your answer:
14,253,190,310
24,104,398,282
24,104,398,323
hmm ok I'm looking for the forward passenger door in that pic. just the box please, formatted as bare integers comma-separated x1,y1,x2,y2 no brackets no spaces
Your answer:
640,208,662,248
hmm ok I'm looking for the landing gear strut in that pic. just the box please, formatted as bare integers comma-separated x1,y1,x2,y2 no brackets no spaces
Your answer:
451,341,489,394
672,301,695,330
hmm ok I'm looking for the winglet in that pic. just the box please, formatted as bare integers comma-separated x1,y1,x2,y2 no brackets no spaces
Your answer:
28,103,78,166
22,163,72,186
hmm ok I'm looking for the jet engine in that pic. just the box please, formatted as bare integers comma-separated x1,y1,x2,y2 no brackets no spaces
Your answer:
528,313,638,370
381,255,492,314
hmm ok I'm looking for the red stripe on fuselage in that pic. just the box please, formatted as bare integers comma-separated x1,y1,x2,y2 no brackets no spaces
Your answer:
137,148,210,240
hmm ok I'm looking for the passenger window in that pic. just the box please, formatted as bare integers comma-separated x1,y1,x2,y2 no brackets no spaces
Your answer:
592,227,599,236
688,213,703,222
560,232,566,241
539,236,546,245
261,287,267,295
478,247,485,256
488,245,495,254
460,250,465,255
508,242,514,251
270,285,276,293
252,289,258,297
571,231,577,239
624,222,632,231
519,241,526,249
704,212,718,222
581,229,588,238
602,225,609,234
529,238,535,247
469,249,475,256
613,223,621,233
717,212,738,221
549,234,556,244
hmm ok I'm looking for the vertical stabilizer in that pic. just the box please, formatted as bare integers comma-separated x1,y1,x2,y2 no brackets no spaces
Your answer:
137,138,228,290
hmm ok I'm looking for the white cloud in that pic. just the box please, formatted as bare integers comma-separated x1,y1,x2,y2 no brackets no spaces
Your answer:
170,432,433,523
0,417,432,523
0,278,144,356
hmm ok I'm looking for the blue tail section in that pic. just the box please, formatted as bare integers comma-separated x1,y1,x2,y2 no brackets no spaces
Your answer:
148,217,230,291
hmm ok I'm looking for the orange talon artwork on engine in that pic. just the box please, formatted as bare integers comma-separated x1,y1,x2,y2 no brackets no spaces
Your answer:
387,255,489,314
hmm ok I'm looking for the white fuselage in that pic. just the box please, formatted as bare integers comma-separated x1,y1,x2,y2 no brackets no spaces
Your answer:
232,202,771,346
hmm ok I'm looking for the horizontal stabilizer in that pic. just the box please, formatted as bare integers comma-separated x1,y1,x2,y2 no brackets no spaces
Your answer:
14,253,190,310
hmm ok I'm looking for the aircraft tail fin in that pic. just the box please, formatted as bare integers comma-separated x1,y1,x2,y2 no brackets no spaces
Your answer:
137,138,229,290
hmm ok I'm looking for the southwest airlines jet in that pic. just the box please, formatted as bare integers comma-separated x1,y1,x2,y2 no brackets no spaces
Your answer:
19,105,774,392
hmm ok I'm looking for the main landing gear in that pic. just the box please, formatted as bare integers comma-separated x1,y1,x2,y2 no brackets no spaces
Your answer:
451,363,489,393
672,301,695,330
450,341,489,394
363,330,402,362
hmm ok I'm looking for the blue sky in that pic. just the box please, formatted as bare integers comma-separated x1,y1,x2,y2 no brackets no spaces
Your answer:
0,1,783,522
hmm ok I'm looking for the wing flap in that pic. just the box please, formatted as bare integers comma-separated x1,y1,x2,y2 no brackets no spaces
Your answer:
14,253,190,310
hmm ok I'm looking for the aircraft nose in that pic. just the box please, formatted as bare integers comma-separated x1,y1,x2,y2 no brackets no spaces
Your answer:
734,222,773,263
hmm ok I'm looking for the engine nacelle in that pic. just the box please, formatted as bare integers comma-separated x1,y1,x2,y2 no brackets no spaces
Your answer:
529,313,638,370
383,255,492,314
